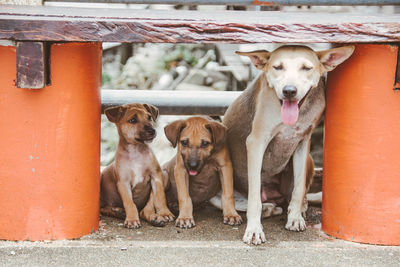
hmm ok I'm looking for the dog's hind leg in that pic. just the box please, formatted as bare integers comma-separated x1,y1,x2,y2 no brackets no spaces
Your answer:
150,168,175,223
140,193,168,227
286,137,311,232
301,154,315,217
100,206,126,219
261,203,283,218
217,148,243,226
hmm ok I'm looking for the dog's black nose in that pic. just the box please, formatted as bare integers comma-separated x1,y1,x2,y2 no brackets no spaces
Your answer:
282,85,297,98
147,128,155,136
189,160,199,168
144,125,155,136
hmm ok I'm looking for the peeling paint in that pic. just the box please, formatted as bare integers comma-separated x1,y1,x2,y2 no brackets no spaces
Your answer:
32,168,35,172
29,155,33,160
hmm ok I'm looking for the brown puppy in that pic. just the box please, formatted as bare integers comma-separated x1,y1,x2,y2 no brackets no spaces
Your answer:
162,116,242,229
100,103,174,228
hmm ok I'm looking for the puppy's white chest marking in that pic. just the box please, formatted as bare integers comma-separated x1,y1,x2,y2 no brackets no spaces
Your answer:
117,146,151,188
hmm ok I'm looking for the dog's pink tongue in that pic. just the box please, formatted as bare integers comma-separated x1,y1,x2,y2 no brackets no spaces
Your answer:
189,170,198,176
281,100,299,126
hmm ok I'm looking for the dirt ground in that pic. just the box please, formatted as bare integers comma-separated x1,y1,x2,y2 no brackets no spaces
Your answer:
82,203,326,244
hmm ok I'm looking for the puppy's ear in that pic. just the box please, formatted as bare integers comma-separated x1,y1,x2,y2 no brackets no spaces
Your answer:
206,121,226,147
236,50,270,70
164,120,186,148
143,104,159,122
317,46,355,72
104,106,127,123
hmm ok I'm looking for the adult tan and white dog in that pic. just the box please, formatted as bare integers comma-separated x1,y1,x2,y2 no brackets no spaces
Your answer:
223,45,354,245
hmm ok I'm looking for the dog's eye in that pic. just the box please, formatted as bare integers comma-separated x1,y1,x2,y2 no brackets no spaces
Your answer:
128,117,138,124
180,140,189,147
201,141,210,148
148,115,152,121
273,65,283,71
301,65,312,71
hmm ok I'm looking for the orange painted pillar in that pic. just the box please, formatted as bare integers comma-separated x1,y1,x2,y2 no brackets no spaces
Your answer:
323,44,400,245
0,43,101,241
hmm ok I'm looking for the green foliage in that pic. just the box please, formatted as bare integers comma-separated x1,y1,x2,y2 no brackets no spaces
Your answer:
162,45,198,70
102,72,112,86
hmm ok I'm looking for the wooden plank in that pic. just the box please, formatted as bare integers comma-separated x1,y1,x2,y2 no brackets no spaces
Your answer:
16,41,48,89
0,6,400,43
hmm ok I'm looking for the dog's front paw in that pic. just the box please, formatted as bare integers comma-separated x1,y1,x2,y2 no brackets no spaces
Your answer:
159,211,175,222
242,223,266,245
223,214,243,226
175,217,195,229
148,214,167,227
285,211,306,231
124,219,141,229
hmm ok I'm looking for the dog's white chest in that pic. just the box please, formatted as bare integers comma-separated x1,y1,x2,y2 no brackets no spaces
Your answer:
117,148,151,188
128,160,146,188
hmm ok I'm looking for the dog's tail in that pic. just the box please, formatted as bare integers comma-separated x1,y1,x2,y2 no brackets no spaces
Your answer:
209,191,247,212
211,191,322,216
306,191,322,205
210,191,283,218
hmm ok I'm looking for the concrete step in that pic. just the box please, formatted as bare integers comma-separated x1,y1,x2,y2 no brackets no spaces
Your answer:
1,205,399,266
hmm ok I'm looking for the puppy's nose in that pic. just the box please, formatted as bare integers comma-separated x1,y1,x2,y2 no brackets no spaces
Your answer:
189,160,199,168
147,128,155,136
144,125,155,136
282,85,297,98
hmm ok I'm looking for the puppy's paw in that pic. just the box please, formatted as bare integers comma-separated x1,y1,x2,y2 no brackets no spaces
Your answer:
149,214,166,227
242,223,266,245
159,211,175,222
175,217,195,229
285,212,306,232
124,219,141,229
223,214,243,226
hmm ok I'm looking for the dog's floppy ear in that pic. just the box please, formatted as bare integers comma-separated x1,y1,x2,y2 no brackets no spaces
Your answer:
236,50,271,70
143,104,159,122
164,120,186,148
104,106,127,123
317,46,355,72
205,121,226,147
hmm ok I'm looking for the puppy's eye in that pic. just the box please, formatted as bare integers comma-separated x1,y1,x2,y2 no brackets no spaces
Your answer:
201,140,210,148
273,65,283,71
301,65,312,71
180,140,189,147
148,115,152,121
128,117,138,124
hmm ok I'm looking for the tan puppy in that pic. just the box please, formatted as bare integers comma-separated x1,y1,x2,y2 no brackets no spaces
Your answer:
162,116,242,229
100,103,174,228
223,45,354,244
